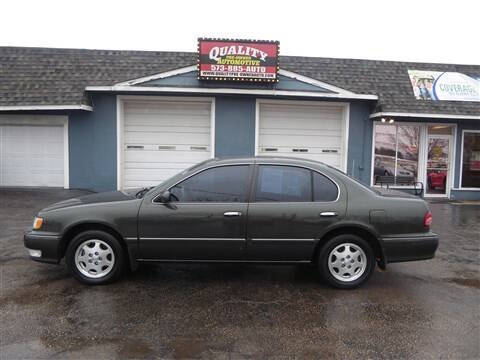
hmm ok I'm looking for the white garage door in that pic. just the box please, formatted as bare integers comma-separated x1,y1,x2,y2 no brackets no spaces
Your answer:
0,125,65,187
257,102,347,170
122,99,212,188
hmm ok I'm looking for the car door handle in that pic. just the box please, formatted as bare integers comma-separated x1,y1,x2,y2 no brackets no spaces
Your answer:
320,212,337,217
224,211,242,217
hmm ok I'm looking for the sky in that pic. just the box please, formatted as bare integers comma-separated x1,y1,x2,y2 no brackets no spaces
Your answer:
1,0,478,65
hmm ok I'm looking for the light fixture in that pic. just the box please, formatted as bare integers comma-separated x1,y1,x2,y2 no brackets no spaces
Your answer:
389,119,395,124
381,118,386,123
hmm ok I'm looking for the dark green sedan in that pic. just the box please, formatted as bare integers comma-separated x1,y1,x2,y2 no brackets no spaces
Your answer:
24,157,439,289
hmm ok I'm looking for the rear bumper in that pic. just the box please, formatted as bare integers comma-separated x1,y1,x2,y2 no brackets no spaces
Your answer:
24,232,62,264
382,233,439,264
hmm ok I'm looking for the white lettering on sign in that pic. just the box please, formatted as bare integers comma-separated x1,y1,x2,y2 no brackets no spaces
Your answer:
209,46,268,62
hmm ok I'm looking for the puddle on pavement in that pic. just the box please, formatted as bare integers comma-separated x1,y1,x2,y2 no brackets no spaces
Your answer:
446,277,480,289
170,337,207,359
117,338,154,359
38,336,154,359
0,274,76,306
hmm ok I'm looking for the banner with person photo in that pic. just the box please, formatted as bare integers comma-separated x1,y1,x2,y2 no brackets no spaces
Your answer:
408,70,480,102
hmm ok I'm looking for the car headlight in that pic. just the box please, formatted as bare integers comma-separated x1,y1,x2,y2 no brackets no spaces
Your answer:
33,217,44,230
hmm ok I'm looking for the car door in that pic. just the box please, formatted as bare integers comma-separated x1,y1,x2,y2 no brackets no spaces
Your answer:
138,165,252,260
246,165,346,261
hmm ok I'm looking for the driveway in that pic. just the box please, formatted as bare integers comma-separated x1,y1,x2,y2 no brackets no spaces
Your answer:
1,188,479,359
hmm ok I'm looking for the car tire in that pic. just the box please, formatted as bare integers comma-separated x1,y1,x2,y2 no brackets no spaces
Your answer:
66,230,125,285
318,234,375,289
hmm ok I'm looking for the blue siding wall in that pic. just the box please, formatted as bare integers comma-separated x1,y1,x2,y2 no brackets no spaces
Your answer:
69,94,117,192
214,96,256,157
346,101,373,184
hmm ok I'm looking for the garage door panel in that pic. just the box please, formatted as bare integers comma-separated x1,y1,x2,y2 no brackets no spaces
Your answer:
125,162,192,170
124,168,186,181
258,102,345,170
125,111,210,122
125,149,209,161
122,99,212,189
261,150,341,166
125,132,210,145
260,134,342,148
124,125,210,134
260,128,341,137
260,117,342,129
125,101,211,112
124,168,189,187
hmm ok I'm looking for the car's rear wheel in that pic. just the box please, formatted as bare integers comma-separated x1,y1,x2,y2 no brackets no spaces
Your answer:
66,230,124,285
318,234,375,289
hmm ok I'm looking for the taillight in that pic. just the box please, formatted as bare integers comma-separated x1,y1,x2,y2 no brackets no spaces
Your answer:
424,211,432,228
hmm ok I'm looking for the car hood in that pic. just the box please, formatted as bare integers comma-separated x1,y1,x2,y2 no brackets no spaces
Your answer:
41,189,141,212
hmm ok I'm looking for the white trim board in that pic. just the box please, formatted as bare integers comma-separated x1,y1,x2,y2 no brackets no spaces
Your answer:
115,65,198,86
278,69,357,96
370,112,480,120
87,85,378,100
112,65,370,99
0,105,93,112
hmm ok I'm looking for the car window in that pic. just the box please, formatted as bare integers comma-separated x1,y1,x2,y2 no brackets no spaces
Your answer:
169,165,249,203
255,165,311,202
313,171,338,201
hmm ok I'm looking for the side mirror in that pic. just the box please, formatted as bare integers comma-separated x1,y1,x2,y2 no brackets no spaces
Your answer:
159,190,171,203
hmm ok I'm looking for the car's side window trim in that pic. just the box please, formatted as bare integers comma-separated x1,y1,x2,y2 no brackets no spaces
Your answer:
151,164,254,204
251,163,341,203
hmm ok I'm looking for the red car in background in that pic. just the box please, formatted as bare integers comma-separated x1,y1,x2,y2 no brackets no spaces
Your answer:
427,171,447,190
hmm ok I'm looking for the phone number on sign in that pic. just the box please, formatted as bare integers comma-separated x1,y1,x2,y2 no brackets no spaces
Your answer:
210,65,267,73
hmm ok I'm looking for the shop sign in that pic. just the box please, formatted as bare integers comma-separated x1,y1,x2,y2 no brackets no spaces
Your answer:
408,70,480,102
198,38,279,82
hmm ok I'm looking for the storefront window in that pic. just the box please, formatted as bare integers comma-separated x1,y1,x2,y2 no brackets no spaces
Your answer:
461,132,480,188
373,124,420,185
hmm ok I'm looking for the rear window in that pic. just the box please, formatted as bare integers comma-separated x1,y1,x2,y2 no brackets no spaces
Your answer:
313,172,338,201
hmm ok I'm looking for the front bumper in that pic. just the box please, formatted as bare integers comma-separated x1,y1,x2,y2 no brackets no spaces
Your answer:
24,231,62,264
382,233,439,264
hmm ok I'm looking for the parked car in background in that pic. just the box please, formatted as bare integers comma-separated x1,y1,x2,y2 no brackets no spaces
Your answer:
24,157,439,289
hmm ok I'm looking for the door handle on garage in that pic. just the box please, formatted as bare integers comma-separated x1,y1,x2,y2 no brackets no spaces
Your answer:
320,212,337,217
224,211,242,217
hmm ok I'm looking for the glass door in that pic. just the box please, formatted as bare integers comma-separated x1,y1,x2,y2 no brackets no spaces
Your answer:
425,136,451,196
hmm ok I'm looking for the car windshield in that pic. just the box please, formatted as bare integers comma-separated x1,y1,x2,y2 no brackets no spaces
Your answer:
136,159,216,198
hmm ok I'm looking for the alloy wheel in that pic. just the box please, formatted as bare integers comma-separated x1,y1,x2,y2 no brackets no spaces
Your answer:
327,243,367,282
74,239,115,279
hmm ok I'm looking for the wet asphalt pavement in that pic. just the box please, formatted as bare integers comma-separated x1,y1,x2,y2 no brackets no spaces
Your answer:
0,189,479,359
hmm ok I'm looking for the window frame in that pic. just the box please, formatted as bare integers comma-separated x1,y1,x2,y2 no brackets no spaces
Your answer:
251,164,340,203
459,129,480,191
152,164,254,204
371,122,422,187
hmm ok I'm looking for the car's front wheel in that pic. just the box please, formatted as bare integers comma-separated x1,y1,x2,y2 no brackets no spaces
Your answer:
318,234,375,289
66,230,125,285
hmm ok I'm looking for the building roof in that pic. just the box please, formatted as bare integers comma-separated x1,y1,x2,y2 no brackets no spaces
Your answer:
0,46,478,117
